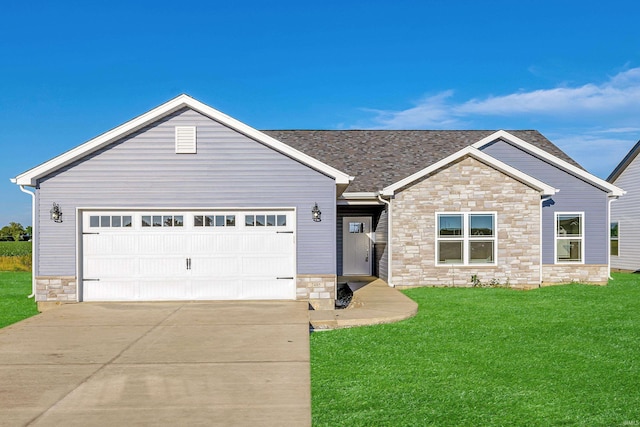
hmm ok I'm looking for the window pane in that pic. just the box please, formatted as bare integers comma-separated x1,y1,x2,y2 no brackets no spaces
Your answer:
142,216,151,227
469,241,494,263
277,215,286,226
90,216,99,227
557,239,582,262
438,241,463,264
194,216,204,227
256,215,265,226
267,215,276,226
245,215,254,226
470,214,494,237
153,216,162,227
123,216,132,227
112,216,122,227
439,215,462,237
215,215,225,227
611,239,619,256
205,215,215,227
226,215,236,227
349,222,363,233
611,222,619,238
174,216,183,227
557,214,581,237
163,216,173,227
101,216,110,227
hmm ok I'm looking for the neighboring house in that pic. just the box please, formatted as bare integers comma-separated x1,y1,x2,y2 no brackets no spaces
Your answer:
12,95,624,310
608,140,640,271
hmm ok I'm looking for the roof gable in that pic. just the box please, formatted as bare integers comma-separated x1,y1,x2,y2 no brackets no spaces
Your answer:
12,94,352,187
473,130,624,197
381,146,558,196
607,139,640,183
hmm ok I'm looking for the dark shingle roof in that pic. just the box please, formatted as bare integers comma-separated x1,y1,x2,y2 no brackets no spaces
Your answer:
263,130,581,193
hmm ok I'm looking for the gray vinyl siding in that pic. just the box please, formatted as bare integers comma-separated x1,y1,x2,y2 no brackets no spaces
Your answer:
481,139,610,265
610,154,640,270
35,108,336,276
336,205,385,276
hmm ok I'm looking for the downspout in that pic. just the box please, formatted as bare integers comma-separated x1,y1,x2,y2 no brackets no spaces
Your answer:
608,196,619,280
18,184,36,298
540,196,551,288
377,194,393,287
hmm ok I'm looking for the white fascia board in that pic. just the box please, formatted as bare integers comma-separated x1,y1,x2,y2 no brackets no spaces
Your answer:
381,146,557,197
338,192,384,205
13,94,353,187
472,130,625,197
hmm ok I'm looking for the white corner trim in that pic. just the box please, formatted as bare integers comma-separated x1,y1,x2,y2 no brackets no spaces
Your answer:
13,94,352,187
472,130,625,197
381,146,557,196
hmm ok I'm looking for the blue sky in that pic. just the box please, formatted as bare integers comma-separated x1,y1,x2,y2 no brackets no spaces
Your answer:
2,0,640,227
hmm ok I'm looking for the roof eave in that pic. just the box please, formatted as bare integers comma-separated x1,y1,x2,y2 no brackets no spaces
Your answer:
13,94,352,187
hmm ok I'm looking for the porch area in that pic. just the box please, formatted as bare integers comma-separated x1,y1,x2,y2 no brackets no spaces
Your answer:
308,276,418,330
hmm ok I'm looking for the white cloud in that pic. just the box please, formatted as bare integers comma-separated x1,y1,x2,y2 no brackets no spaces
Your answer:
361,67,640,178
365,67,640,129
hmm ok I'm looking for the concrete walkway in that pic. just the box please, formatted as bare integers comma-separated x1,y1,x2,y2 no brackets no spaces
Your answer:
0,301,311,427
309,277,419,330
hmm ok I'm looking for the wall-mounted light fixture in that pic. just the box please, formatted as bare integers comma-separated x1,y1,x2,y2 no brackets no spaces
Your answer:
312,202,322,222
50,202,63,223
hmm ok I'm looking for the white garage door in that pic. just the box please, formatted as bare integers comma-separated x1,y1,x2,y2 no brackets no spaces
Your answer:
81,210,296,301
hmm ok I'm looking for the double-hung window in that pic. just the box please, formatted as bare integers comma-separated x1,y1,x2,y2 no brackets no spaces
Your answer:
610,221,619,256
555,213,583,263
436,212,496,265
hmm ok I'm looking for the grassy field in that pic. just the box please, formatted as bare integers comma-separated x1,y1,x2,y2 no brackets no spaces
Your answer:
0,272,38,328
0,241,32,271
311,274,640,426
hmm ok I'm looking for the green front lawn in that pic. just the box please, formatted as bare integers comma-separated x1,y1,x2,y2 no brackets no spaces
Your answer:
311,274,640,426
0,272,38,328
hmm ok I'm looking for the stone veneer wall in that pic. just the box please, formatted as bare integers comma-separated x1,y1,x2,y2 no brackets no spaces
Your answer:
542,264,609,285
391,156,542,288
35,276,77,302
296,274,336,310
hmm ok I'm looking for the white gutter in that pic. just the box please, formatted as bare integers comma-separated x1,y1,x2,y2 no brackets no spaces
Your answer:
15,183,36,298
377,194,393,287
540,196,551,287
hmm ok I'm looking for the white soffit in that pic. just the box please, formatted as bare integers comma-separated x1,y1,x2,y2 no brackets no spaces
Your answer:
473,130,625,197
13,94,353,187
381,146,558,197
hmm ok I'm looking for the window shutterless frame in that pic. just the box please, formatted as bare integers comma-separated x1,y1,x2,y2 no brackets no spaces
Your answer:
554,212,585,264
435,212,497,266
610,221,619,257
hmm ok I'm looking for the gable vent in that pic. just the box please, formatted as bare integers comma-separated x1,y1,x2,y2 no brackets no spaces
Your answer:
175,126,197,154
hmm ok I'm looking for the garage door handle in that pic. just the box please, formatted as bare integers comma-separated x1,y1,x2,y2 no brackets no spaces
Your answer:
84,278,100,281
277,277,294,280
276,231,294,234
186,258,191,270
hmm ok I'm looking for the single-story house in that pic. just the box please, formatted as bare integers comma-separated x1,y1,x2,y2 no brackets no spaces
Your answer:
12,94,624,310
608,139,640,271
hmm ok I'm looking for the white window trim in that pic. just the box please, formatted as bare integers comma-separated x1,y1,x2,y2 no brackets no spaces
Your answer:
554,212,585,264
435,212,498,266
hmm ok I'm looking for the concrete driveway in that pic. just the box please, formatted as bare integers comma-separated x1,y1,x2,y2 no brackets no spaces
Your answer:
0,301,311,427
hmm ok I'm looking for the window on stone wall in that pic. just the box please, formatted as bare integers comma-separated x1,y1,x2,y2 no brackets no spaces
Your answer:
436,212,496,265
611,221,619,256
555,213,583,263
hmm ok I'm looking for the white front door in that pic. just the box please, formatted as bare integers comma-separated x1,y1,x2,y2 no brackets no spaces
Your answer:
81,210,296,301
342,216,372,275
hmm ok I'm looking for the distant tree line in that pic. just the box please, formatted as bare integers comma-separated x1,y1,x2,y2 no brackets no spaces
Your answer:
0,223,32,241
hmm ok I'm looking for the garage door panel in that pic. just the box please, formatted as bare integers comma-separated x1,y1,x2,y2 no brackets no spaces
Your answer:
82,210,296,301
242,279,294,299
190,279,241,299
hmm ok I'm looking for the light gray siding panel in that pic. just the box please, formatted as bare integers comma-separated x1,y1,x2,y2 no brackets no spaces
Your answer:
36,108,336,276
481,140,610,265
611,153,640,270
